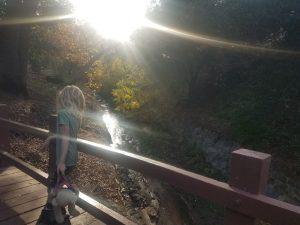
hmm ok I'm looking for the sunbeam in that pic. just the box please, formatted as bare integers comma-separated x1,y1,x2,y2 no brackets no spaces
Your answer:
144,20,300,56
0,13,298,56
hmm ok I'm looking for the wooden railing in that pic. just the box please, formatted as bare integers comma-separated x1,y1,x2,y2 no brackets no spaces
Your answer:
0,109,300,225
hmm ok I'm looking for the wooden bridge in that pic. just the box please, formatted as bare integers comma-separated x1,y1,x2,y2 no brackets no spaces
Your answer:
0,108,300,225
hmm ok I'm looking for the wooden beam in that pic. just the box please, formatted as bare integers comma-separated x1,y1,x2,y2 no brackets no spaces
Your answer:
0,151,48,185
77,193,137,225
0,106,9,154
48,114,57,187
229,149,271,194
0,118,49,139
224,149,271,224
0,150,137,225
77,139,300,225
1,118,300,225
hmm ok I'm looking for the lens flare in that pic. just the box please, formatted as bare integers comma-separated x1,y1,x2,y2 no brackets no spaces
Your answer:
144,20,300,56
0,1,297,56
0,14,74,26
70,0,149,42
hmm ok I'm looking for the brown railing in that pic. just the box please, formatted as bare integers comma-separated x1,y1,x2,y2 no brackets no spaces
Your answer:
0,109,300,225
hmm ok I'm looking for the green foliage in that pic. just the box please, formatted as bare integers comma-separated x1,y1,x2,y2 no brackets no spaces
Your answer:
0,0,7,17
217,59,300,154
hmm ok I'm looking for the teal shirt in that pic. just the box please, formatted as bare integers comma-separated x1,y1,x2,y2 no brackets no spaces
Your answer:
56,109,80,167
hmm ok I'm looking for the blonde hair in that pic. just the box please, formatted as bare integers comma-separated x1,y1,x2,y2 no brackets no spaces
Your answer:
57,85,85,125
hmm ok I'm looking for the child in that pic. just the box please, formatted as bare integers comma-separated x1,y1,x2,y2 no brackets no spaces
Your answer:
46,85,85,222
55,85,85,180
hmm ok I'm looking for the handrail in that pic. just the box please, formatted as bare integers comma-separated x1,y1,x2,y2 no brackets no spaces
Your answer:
1,117,300,225
0,150,137,225
78,139,300,225
0,117,49,138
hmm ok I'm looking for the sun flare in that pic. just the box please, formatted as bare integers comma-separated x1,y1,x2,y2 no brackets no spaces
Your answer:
70,0,149,42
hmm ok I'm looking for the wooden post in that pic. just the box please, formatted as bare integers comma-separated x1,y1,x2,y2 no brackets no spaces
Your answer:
0,104,10,167
48,114,57,189
224,149,271,225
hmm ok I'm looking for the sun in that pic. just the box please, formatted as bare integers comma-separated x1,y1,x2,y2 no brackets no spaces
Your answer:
70,0,149,42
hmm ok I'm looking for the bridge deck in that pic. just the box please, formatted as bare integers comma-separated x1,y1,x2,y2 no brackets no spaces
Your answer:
0,166,105,225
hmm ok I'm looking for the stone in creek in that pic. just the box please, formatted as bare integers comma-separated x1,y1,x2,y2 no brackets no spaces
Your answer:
151,199,159,211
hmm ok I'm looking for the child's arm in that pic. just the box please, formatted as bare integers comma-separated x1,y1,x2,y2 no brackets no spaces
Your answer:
42,135,57,150
57,124,70,174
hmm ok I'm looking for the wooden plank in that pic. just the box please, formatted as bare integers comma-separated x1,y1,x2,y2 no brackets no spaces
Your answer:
0,189,47,211
0,151,48,185
48,114,57,193
0,171,26,179
0,167,19,176
1,183,46,201
77,192,136,225
0,179,39,194
0,170,23,177
0,171,27,180
0,197,47,221
0,166,17,171
225,149,271,225
0,108,9,152
229,149,271,194
0,167,16,171
0,206,44,225
0,174,34,187
0,151,137,225
90,220,106,225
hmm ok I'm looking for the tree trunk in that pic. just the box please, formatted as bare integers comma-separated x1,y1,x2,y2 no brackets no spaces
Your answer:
0,25,29,97
0,0,36,97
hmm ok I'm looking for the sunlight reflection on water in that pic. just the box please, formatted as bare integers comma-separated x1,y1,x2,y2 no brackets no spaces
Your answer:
102,113,123,147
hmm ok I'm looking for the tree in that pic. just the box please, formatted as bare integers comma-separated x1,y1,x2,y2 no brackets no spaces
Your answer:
112,63,150,112
133,0,300,104
0,0,38,96
0,0,72,96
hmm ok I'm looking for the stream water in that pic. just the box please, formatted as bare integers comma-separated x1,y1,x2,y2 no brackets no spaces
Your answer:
99,102,300,224
101,105,124,148
98,101,187,225
97,101,141,151
98,102,155,222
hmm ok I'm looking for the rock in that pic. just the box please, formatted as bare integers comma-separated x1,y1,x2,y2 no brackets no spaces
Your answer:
46,75,63,84
146,206,158,218
150,199,159,211
141,209,154,225
136,145,141,153
192,126,239,174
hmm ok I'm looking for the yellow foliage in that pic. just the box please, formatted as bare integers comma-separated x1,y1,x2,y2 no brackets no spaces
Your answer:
86,60,107,92
111,62,150,112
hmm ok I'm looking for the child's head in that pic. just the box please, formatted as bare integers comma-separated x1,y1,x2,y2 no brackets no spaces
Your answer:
57,85,85,121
